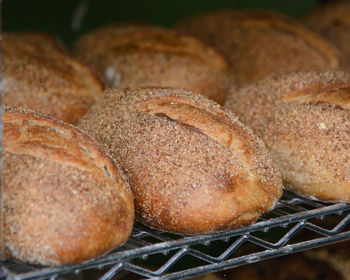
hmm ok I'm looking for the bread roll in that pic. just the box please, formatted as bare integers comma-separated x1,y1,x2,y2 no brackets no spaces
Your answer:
78,87,282,234
1,106,134,266
72,24,231,105
176,10,339,85
304,1,350,70
225,71,350,202
2,32,103,124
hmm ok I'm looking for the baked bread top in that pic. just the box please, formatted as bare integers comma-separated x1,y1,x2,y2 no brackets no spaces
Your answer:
2,106,134,265
225,71,350,202
176,10,339,84
78,87,282,234
72,23,228,71
72,24,231,104
2,32,103,124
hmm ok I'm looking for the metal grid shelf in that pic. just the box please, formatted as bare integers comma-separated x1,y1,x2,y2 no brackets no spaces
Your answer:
1,190,350,280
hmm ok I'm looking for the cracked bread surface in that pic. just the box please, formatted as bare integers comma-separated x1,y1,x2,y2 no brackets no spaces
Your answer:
2,32,103,124
225,71,350,202
78,87,282,234
1,106,134,266
72,23,231,105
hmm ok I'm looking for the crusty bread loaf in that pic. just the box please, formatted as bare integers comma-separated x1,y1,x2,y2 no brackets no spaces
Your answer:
2,32,103,124
225,71,350,202
72,24,231,105
78,87,282,234
303,1,350,70
176,10,339,85
1,106,134,266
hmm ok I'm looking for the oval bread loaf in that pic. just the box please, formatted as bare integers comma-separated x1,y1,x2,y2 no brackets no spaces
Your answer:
72,24,231,105
225,71,350,202
176,10,339,85
78,87,283,234
1,106,134,266
2,32,103,124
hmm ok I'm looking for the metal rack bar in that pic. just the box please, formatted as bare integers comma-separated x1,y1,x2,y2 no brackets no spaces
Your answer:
155,231,350,280
0,5,349,279
2,190,350,280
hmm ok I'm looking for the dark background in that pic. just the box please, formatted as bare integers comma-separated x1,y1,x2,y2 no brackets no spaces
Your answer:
3,0,321,46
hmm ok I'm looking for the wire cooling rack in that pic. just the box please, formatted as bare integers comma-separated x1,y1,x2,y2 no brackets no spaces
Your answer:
1,190,350,280
1,2,350,279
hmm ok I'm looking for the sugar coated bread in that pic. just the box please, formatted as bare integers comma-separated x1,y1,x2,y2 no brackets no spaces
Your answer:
176,10,339,85
72,24,231,104
78,87,282,234
2,32,103,124
225,71,350,202
1,106,134,266
304,1,350,70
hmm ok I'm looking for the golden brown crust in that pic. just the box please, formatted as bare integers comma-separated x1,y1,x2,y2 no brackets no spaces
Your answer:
303,1,350,69
78,87,282,234
1,106,134,265
176,10,339,85
225,71,350,202
2,32,103,124
282,82,350,110
72,24,230,105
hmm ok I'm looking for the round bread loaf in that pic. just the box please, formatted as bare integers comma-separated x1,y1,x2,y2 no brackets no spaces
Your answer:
303,1,350,70
2,32,103,124
78,87,282,234
176,10,339,85
1,106,134,266
225,71,350,202
72,24,231,105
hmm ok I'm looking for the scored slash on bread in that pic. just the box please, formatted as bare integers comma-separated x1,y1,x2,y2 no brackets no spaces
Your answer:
72,23,231,105
225,71,350,203
176,10,340,85
72,23,229,71
78,87,282,234
282,82,350,110
2,32,103,124
1,106,134,266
